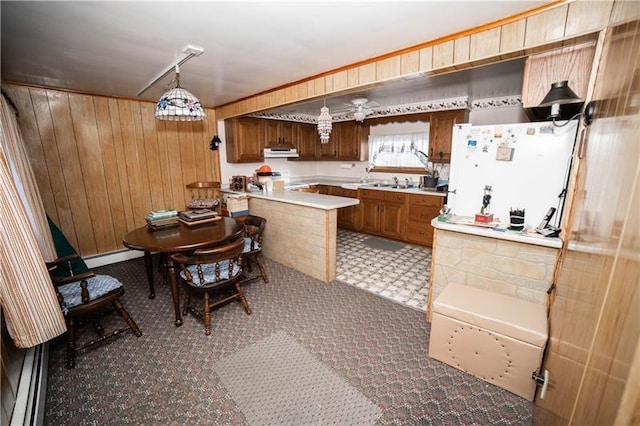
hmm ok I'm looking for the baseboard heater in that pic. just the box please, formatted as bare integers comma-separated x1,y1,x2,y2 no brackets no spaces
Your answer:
11,343,49,426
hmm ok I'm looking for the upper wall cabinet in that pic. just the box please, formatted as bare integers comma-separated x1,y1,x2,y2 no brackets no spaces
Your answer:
225,117,265,163
428,109,468,163
316,121,369,161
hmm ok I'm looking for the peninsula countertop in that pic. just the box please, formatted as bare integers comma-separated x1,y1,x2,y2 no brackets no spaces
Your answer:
223,189,359,210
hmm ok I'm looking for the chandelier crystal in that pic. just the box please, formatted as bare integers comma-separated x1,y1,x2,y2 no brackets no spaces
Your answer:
317,103,332,144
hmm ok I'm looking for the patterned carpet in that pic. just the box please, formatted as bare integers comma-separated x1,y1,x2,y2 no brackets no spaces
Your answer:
44,254,533,425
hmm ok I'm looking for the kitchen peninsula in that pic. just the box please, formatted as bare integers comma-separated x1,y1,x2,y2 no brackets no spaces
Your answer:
229,189,359,283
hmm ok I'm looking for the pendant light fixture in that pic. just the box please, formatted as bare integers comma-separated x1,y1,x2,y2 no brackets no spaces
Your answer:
317,100,332,144
155,64,205,121
137,44,206,121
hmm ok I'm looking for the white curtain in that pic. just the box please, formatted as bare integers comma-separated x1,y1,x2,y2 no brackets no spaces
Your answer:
0,95,66,348
368,132,429,168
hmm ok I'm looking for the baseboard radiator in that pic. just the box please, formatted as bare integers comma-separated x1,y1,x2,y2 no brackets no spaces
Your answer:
11,343,49,426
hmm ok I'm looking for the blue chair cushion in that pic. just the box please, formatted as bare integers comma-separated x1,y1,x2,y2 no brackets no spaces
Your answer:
181,261,241,286
58,274,123,313
243,237,261,253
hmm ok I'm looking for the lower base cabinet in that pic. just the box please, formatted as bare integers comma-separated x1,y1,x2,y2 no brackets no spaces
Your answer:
358,189,406,240
406,193,444,246
333,186,444,247
328,186,358,230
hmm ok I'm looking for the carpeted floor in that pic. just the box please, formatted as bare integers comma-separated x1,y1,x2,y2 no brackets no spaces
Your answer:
44,255,532,425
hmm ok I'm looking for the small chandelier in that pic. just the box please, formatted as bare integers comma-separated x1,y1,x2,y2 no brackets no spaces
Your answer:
317,101,332,144
155,64,206,121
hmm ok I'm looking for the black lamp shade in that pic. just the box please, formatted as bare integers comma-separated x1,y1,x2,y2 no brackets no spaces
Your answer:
538,81,582,106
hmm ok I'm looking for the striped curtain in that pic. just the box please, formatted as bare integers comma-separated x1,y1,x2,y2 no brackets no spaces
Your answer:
0,95,66,348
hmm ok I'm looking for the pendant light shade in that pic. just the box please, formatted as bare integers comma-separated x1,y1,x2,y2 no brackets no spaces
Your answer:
538,80,582,119
317,102,332,144
155,65,206,121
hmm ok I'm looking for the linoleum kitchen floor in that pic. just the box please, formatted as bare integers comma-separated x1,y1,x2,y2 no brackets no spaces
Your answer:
336,229,431,312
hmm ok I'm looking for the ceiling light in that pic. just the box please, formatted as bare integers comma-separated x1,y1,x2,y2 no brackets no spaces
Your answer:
353,110,367,122
317,102,332,144
155,64,206,121
538,81,582,120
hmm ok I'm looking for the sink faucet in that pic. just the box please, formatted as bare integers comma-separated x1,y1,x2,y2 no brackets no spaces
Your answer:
393,176,399,186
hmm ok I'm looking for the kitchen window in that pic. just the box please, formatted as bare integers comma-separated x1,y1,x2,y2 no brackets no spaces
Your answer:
368,132,430,173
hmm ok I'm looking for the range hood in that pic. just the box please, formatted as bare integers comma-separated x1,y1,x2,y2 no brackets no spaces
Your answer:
263,147,299,158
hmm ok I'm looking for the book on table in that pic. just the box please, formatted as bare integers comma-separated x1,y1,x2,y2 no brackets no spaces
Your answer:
179,209,218,221
148,209,178,220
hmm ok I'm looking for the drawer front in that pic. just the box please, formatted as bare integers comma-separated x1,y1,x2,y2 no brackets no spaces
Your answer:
407,193,444,207
329,186,357,198
408,204,439,222
406,221,434,245
360,189,406,203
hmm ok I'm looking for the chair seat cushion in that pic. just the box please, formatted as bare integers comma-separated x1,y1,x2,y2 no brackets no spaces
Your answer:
181,261,241,286
243,237,261,253
58,275,123,312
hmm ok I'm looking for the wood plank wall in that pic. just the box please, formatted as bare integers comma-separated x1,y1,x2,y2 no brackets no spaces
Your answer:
215,0,639,120
2,84,220,257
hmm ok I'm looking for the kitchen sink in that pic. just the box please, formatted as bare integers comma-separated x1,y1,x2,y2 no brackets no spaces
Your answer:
361,183,410,189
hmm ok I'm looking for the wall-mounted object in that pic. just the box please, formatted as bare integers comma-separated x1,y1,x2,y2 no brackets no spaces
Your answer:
210,135,222,151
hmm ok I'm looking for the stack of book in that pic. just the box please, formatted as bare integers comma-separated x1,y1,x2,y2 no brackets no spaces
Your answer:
146,209,179,230
178,209,221,226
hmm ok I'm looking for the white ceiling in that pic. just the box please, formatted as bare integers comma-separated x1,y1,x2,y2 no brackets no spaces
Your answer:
1,1,548,110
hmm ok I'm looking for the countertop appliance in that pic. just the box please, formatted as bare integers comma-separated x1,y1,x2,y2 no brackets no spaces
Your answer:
263,147,299,158
447,120,579,228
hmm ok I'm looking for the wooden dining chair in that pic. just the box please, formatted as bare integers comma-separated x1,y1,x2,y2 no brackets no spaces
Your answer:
171,238,251,335
241,215,268,284
186,181,222,213
47,254,142,368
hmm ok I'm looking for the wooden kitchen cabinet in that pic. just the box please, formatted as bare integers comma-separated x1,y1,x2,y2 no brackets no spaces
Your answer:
265,120,295,147
294,122,318,159
428,109,467,163
405,193,444,246
358,189,406,240
317,121,369,161
328,186,359,230
224,117,265,163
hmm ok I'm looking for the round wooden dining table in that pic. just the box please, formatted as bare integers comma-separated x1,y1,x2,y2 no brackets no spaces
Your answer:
123,217,244,326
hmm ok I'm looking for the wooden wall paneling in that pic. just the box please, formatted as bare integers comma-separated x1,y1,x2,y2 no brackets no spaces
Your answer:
312,77,327,96
524,5,568,48
375,56,401,81
521,41,596,108
359,62,376,85
47,90,95,254
432,40,454,69
93,97,129,249
418,46,433,72
177,123,197,210
332,70,349,92
324,74,335,94
139,102,165,212
347,68,359,87
453,35,470,65
68,93,116,254
164,121,185,213
610,0,640,25
401,51,420,75
565,0,613,37
499,19,526,59
107,98,135,233
470,27,501,64
4,86,57,227
154,119,174,210
27,88,70,243
117,99,149,228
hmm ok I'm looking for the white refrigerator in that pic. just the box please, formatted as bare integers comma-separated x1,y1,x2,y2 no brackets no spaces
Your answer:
447,120,579,229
